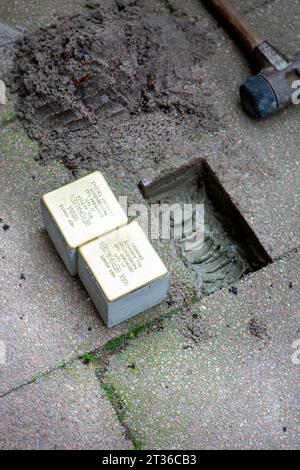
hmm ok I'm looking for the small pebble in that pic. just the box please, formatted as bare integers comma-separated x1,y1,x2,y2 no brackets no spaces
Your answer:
0,79,6,105
229,286,238,295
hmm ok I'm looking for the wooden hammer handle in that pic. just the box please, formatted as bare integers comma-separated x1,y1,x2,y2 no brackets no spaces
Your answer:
206,0,263,54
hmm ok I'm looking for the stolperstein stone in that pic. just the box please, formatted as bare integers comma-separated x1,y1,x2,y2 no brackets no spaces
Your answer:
78,221,169,327
41,171,128,275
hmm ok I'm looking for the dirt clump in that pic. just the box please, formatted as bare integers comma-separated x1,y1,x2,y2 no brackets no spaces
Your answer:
249,317,270,341
10,0,220,173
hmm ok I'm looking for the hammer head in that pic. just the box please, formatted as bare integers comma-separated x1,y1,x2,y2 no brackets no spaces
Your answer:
240,41,300,118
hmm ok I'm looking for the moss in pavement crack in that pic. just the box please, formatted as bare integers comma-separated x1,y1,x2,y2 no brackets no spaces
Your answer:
104,308,182,354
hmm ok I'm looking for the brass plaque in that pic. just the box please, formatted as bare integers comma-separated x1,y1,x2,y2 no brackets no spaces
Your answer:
79,221,168,301
43,172,128,248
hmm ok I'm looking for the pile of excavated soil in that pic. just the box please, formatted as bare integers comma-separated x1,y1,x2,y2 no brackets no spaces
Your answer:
10,0,221,173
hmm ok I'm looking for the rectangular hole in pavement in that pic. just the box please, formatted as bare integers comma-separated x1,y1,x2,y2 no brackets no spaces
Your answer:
139,160,272,295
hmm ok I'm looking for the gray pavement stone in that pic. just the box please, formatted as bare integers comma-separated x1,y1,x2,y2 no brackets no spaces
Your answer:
0,120,184,397
0,360,132,450
0,122,104,396
105,252,300,449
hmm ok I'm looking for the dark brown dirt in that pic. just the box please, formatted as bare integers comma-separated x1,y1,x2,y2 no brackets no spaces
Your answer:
249,317,270,341
9,0,221,173
182,310,213,345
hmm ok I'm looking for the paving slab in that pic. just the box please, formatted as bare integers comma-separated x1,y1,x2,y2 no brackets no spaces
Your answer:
0,122,103,396
0,118,188,397
105,251,300,449
0,360,132,450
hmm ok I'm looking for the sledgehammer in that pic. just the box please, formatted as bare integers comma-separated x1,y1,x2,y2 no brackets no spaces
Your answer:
203,0,300,118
